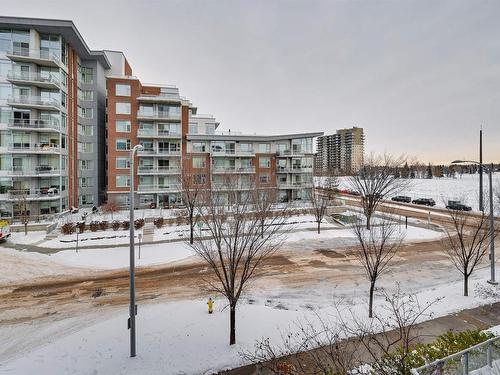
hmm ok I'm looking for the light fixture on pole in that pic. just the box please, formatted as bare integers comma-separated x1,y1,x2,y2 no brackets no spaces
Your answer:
451,160,496,285
129,144,143,357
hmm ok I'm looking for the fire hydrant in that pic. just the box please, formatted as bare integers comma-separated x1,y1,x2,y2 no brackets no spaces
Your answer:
207,298,214,314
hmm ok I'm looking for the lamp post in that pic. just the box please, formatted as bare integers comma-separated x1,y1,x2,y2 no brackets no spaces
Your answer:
451,160,497,285
129,144,143,358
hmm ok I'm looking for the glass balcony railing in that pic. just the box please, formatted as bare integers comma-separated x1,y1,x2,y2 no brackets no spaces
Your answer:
8,118,60,131
8,143,60,153
6,48,62,67
7,95,61,110
7,71,60,87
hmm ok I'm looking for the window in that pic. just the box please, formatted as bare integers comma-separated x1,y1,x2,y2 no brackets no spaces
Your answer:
189,123,198,134
116,139,131,151
77,142,93,153
138,104,154,116
78,89,93,101
78,124,94,136
192,142,206,152
79,177,94,188
193,174,206,185
78,107,93,119
116,157,130,169
79,160,93,170
116,102,131,115
78,66,93,84
192,157,206,168
206,124,215,135
259,143,271,153
79,194,94,205
259,173,270,184
240,143,253,152
116,120,131,132
116,83,131,96
259,157,271,168
116,175,130,187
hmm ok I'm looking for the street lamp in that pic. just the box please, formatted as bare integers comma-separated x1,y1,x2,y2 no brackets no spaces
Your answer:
451,160,497,285
129,144,143,357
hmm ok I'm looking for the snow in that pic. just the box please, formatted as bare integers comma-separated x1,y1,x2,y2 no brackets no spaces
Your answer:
1,267,498,375
6,230,47,245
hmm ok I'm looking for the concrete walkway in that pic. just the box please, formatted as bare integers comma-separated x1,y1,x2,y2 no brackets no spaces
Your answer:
222,301,500,374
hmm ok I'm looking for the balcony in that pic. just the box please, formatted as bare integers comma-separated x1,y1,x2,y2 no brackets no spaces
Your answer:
6,188,61,201
212,167,255,174
276,167,314,173
137,184,181,193
7,71,60,89
278,182,314,189
137,148,181,157
212,182,253,190
7,96,61,111
8,118,61,132
137,129,182,139
211,150,255,157
136,110,181,121
137,166,181,175
5,48,62,68
7,143,60,154
276,150,312,157
137,93,181,103
8,165,61,177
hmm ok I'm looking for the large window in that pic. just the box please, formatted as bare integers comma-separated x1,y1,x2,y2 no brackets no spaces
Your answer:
78,124,94,136
116,102,131,115
78,89,93,101
116,83,131,96
259,157,271,168
116,120,131,132
259,173,270,184
78,107,93,119
189,123,198,134
79,177,94,188
116,157,130,169
78,66,93,84
78,160,93,170
192,142,206,152
116,175,130,187
259,143,271,153
192,157,206,168
206,124,215,135
116,139,131,151
77,142,93,153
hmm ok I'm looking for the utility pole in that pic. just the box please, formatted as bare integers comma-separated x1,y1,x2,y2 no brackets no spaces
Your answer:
479,128,484,212
487,164,497,285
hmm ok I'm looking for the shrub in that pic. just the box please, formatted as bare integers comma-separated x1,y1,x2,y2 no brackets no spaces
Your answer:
76,221,86,233
89,221,99,232
175,216,185,226
153,217,164,229
111,220,121,231
99,221,109,231
122,220,130,230
61,222,75,235
134,218,145,230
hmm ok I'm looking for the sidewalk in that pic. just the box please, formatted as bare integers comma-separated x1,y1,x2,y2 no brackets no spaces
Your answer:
223,301,500,374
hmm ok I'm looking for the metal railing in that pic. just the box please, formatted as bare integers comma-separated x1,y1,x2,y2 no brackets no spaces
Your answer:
137,93,180,101
8,118,60,130
137,166,181,174
7,71,60,87
10,166,60,176
6,48,62,66
411,336,500,375
278,182,314,189
137,184,182,192
277,167,314,173
7,188,60,199
7,95,61,109
137,148,181,156
137,129,182,137
136,110,181,120
212,167,256,173
8,143,60,152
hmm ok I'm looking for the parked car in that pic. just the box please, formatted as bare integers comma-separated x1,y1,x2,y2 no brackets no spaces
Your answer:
392,196,412,203
446,200,472,211
412,198,436,207
0,219,11,241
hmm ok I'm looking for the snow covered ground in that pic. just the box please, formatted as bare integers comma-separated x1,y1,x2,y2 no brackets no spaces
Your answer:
0,267,498,375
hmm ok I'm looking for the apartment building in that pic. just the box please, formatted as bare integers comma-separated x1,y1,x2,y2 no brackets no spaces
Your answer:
315,127,364,174
105,62,322,207
0,17,109,220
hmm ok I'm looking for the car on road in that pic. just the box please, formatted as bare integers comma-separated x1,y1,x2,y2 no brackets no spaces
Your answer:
391,195,412,203
412,198,436,206
446,200,472,211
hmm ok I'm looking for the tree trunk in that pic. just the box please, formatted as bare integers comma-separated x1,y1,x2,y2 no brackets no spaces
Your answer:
24,222,27,236
464,274,469,297
369,280,375,318
317,220,321,234
366,214,371,230
190,213,194,245
230,303,236,345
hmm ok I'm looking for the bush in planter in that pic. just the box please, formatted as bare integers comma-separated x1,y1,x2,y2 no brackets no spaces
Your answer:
154,217,164,229
134,218,145,230
122,220,130,230
76,221,86,233
99,221,109,231
89,221,99,232
111,220,121,231
61,222,75,235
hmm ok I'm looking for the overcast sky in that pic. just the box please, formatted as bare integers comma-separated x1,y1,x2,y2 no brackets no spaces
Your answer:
3,0,499,163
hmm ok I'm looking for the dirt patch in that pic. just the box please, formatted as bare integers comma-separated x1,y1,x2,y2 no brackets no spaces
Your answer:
315,249,345,259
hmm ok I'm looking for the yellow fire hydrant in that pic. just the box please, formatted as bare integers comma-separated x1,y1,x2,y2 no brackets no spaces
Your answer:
207,298,214,314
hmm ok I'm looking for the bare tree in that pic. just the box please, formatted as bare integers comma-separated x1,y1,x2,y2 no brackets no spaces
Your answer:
347,153,410,229
441,208,497,296
102,199,120,220
312,174,339,234
189,175,291,345
180,165,205,244
242,287,439,375
14,194,29,235
351,216,404,317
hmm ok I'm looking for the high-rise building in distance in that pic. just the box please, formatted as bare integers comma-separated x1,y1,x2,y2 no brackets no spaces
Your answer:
315,127,364,174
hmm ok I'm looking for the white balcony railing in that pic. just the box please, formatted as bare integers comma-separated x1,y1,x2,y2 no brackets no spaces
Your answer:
137,129,182,138
10,165,60,176
137,184,182,192
8,143,60,153
278,182,314,189
8,118,60,131
7,71,60,87
138,148,181,156
7,95,61,110
276,167,314,173
7,188,60,199
6,48,62,66
137,110,181,120
137,166,181,174
212,167,256,173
